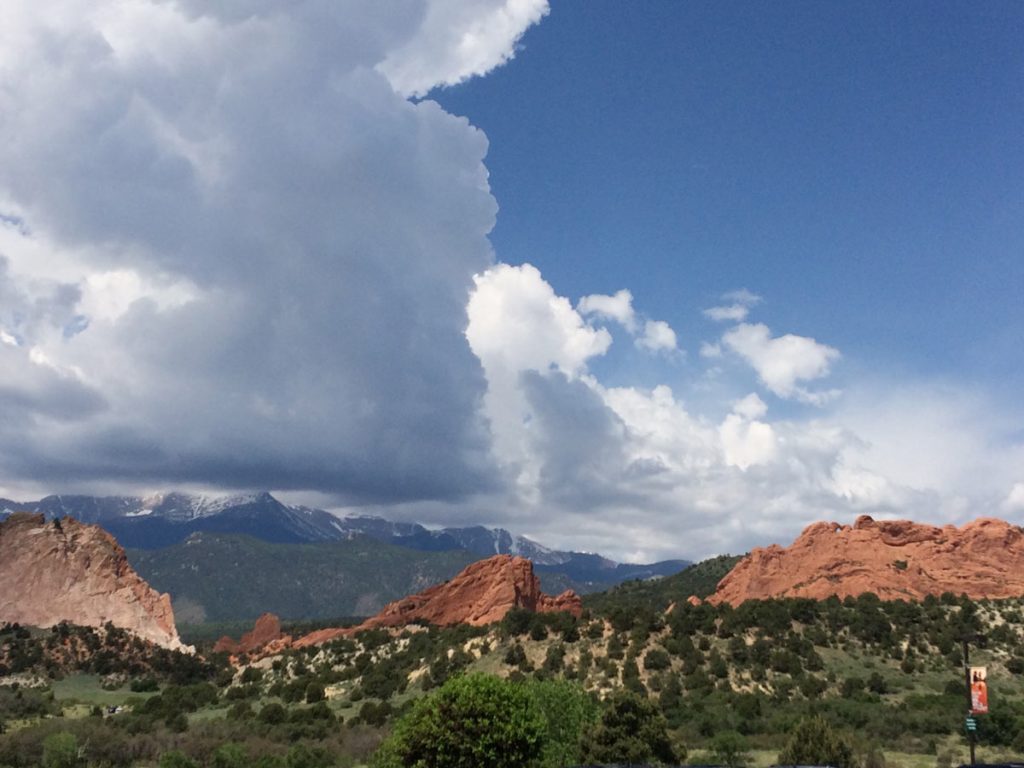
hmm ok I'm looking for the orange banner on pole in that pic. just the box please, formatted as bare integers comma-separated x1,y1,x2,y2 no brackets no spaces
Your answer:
970,666,988,714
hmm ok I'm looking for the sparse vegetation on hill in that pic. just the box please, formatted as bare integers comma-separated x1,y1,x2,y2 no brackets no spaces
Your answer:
8,555,1024,767
584,554,743,614
0,622,215,685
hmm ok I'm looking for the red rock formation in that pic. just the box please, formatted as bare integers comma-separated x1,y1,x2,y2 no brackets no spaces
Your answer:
0,513,186,650
293,555,582,648
709,515,1024,605
214,612,289,655
686,595,703,607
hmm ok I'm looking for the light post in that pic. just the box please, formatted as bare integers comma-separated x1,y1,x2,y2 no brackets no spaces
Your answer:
961,633,986,767
962,638,976,766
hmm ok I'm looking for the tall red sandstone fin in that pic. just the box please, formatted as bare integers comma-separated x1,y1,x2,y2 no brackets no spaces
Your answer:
708,516,1024,605
292,555,582,649
0,513,188,651
214,612,286,656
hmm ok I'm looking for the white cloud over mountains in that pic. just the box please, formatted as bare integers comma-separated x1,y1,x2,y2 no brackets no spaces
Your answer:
0,0,546,502
464,265,862,558
0,2,1019,561
463,265,1024,559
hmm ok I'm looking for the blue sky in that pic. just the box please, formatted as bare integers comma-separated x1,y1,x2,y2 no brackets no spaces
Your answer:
437,1,1024,398
0,1,1021,560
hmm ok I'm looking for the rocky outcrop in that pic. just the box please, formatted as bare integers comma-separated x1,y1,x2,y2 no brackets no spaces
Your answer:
214,612,289,655
293,555,582,648
709,515,1024,605
0,513,186,650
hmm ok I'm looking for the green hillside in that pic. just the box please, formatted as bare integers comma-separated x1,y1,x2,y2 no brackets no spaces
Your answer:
584,553,743,615
7,588,1024,766
128,533,478,623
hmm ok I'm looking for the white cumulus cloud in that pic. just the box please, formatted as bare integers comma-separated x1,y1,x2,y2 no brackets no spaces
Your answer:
467,263,611,377
461,263,980,560
578,289,637,333
722,322,840,403
578,287,678,354
378,0,550,97
0,0,509,503
1004,483,1024,512
637,319,678,353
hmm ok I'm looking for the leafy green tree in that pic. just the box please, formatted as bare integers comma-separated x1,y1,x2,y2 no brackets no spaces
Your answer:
504,643,527,666
728,635,749,664
658,674,682,715
285,744,334,768
709,649,729,679
166,711,189,733
359,700,393,727
579,690,678,766
525,679,598,768
622,657,646,695
644,648,671,671
211,743,248,768
373,673,545,768
867,671,888,695
606,634,625,660
777,716,855,768
304,682,325,704
542,644,565,674
710,730,751,767
502,607,533,636
130,677,159,693
258,702,288,725
42,733,80,768
159,752,199,768
530,621,548,642
841,676,865,698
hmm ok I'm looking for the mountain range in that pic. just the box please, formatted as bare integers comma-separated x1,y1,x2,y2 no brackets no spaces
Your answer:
0,491,689,605
127,532,482,624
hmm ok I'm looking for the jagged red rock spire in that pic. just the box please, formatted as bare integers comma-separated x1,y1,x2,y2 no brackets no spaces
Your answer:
708,515,1024,605
214,612,288,655
0,513,186,650
294,554,582,647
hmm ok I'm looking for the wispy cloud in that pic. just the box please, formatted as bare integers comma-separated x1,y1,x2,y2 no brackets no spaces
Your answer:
703,288,762,323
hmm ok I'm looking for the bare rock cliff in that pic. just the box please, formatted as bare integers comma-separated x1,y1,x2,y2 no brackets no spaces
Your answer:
0,513,186,650
709,515,1024,605
294,555,582,648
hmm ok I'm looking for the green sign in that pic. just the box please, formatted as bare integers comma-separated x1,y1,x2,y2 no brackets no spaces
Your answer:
965,717,978,732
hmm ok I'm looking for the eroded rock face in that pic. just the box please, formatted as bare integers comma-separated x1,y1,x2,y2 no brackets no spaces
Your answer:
214,612,289,655
0,513,186,650
709,515,1024,605
293,555,582,648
